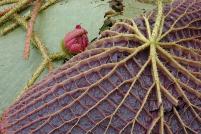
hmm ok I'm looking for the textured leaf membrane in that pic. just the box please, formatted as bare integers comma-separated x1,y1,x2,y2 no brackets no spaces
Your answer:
1,0,201,133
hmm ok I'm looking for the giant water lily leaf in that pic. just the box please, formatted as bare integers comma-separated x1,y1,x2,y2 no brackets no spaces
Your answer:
1,0,201,133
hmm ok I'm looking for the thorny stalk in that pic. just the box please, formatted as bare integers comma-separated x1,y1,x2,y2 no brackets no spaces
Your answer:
0,0,19,6
0,0,58,35
17,51,69,100
0,0,30,26
13,13,70,91
0,0,70,90
13,13,54,69
24,0,41,59
0,7,12,17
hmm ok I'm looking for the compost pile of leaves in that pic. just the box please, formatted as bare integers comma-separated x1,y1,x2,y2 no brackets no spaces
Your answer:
1,0,201,133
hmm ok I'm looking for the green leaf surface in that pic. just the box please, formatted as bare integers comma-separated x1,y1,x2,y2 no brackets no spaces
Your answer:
0,0,109,115
112,0,155,20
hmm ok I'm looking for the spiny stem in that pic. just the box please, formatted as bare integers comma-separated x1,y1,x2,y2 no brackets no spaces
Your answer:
150,1,164,133
13,14,53,70
159,105,164,134
0,0,58,36
21,59,48,94
0,6,12,17
158,15,165,39
17,51,70,100
160,85,178,106
50,51,71,61
34,34,53,70
0,20,18,35
24,0,41,59
150,43,162,106
151,0,163,41
0,0,30,26
143,15,151,39
129,19,148,42
0,0,18,6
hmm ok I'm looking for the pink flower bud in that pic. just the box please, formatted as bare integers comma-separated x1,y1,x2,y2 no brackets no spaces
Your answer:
63,25,89,54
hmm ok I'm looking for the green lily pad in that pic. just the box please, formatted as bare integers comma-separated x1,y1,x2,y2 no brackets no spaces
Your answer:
112,0,155,20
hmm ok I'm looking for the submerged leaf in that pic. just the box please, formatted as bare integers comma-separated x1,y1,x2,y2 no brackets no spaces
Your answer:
1,0,201,133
